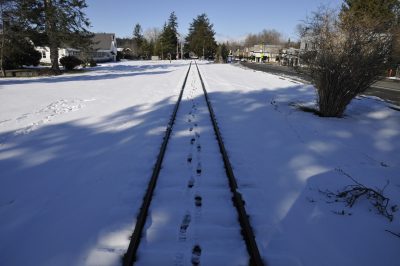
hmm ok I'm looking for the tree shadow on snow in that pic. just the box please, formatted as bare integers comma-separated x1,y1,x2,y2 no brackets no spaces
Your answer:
0,95,180,265
0,62,181,86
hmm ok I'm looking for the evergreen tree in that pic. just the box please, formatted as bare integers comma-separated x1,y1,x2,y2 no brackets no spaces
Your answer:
0,0,13,75
185,14,217,59
341,0,400,29
140,38,152,59
154,37,163,58
341,0,400,66
133,23,144,58
0,0,41,74
168,11,178,34
219,43,229,62
43,0,92,73
161,24,176,59
160,12,178,59
2,35,41,70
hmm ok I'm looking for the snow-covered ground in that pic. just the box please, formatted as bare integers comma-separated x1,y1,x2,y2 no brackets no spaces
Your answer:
200,64,400,266
0,61,189,265
0,60,399,266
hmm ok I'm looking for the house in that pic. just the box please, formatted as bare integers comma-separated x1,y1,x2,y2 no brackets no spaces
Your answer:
300,34,317,52
250,44,283,63
36,33,118,64
280,47,300,66
36,47,81,64
242,47,252,59
90,33,118,62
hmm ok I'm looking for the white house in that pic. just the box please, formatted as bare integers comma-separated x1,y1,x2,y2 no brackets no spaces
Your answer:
36,33,118,64
36,47,81,64
90,33,118,62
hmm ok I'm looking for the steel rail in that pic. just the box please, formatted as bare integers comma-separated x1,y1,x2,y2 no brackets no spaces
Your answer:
195,62,265,266
123,62,192,266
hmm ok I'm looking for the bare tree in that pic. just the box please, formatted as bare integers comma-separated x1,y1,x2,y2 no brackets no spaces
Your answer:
300,7,394,117
144,27,161,43
244,29,283,47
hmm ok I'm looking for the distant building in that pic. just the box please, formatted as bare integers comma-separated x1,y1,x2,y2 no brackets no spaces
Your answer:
300,33,317,52
90,33,118,62
250,44,283,63
36,33,118,64
280,47,300,67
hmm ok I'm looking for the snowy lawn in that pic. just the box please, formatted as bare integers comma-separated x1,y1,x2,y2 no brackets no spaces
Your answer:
0,60,399,266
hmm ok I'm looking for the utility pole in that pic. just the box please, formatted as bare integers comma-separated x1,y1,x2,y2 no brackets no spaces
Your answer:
261,43,264,63
176,32,179,59
161,40,163,60
181,40,183,60
176,42,178,59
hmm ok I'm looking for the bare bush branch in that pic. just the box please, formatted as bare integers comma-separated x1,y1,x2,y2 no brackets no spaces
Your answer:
300,6,395,117
385,229,400,238
320,180,396,222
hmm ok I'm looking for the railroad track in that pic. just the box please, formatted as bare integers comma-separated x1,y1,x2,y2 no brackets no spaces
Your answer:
123,62,264,266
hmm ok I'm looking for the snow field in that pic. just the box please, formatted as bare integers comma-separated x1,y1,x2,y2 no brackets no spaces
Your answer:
135,65,248,266
0,60,398,266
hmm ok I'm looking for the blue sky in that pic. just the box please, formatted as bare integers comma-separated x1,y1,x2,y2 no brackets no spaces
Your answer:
85,0,341,42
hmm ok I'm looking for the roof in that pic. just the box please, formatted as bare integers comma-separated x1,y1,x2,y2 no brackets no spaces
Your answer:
92,33,115,50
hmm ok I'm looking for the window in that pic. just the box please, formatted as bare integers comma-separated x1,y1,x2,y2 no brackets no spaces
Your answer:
71,51,80,57
42,51,46,58
89,52,108,58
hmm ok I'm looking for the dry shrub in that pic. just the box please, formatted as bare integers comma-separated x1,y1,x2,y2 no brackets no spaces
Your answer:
300,8,394,117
